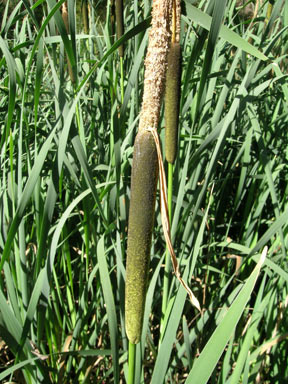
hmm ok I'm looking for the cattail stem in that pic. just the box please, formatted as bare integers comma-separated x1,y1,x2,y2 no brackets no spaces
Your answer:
265,1,274,24
120,56,124,103
116,0,124,57
160,162,173,338
160,0,180,342
128,341,136,384
165,42,181,164
165,0,181,164
115,0,124,103
62,2,75,85
82,0,89,34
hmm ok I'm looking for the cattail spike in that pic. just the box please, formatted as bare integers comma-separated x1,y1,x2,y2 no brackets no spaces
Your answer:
115,0,124,57
125,0,172,345
138,0,172,132
125,130,159,344
165,42,181,164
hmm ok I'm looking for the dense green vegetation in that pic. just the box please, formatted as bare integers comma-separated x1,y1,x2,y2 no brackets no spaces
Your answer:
0,0,288,382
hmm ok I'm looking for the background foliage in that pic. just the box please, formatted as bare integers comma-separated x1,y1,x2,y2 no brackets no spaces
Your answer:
0,0,288,382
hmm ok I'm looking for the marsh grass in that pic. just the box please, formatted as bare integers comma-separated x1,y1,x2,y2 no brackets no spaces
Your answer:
0,0,288,382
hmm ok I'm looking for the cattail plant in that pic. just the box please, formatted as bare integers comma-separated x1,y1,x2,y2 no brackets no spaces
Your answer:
62,2,75,84
165,0,181,164
115,0,124,58
161,0,181,337
82,0,89,34
115,0,125,102
265,0,274,24
164,42,181,163
125,0,172,381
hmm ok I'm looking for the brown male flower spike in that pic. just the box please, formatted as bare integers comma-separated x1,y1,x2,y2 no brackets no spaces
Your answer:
138,0,172,133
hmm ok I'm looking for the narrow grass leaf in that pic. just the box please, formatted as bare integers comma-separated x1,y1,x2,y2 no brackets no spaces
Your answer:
0,356,40,381
248,207,288,257
0,36,16,148
3,264,22,323
71,135,108,227
151,194,212,383
0,290,26,350
42,189,91,299
0,125,57,271
185,247,267,384
184,0,267,61
229,288,272,384
0,349,111,381
19,269,46,347
97,235,119,384
34,37,44,123
194,0,227,117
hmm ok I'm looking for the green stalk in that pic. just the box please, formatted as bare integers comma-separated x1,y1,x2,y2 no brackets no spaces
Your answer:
116,0,124,57
160,162,173,338
160,0,180,340
128,341,136,384
74,97,90,277
265,0,274,24
116,0,124,103
192,0,227,125
120,56,124,103
82,0,89,34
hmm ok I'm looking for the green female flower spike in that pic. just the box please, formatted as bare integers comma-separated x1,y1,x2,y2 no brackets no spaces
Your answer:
165,42,181,164
116,0,124,57
125,130,159,344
